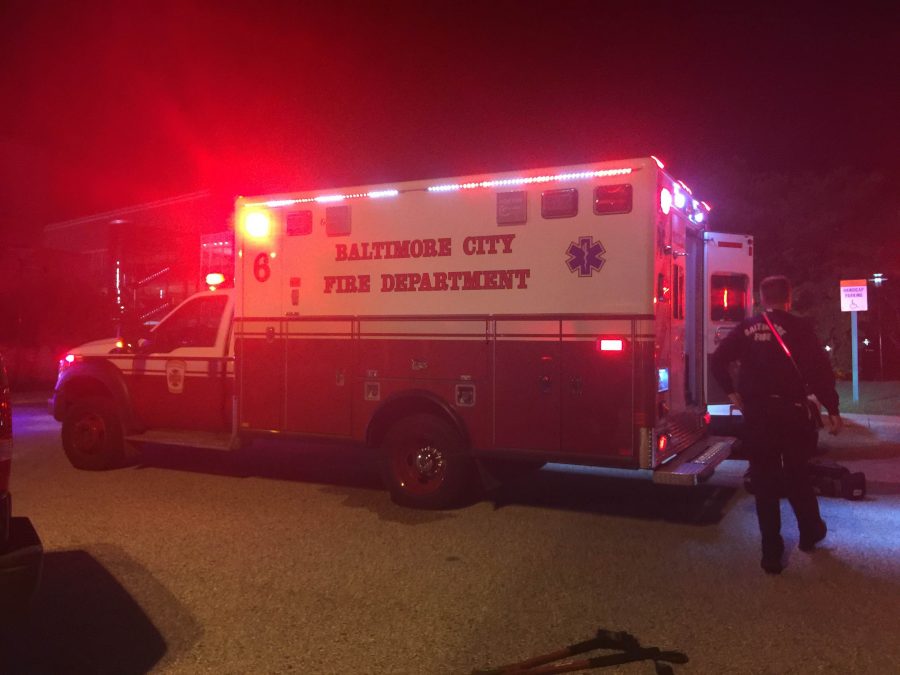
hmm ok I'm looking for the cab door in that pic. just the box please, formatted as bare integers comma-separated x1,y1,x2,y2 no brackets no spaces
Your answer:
127,292,233,432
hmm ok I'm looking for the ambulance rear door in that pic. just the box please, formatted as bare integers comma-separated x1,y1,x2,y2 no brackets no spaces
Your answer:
703,232,753,418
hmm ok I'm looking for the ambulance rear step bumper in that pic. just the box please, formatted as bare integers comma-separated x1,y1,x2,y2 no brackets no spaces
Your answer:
125,429,239,451
651,436,734,486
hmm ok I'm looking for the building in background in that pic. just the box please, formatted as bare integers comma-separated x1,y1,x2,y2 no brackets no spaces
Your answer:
43,191,233,331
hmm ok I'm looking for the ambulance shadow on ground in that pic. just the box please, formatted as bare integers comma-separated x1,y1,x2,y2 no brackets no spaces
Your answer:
489,465,739,525
1,548,198,674
134,443,738,523
134,438,385,491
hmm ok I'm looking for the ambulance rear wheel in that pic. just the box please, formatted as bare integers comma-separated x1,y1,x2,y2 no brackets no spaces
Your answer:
62,397,126,470
380,414,474,509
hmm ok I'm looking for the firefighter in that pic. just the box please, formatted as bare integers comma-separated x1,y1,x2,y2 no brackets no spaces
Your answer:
711,275,843,574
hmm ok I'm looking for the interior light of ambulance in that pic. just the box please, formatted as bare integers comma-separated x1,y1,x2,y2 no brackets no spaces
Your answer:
710,273,748,321
660,187,672,215
243,211,272,240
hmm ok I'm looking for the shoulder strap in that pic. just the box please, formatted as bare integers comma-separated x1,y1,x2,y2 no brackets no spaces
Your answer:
761,311,809,391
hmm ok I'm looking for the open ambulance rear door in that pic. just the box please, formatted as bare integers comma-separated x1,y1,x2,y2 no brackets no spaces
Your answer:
703,232,753,434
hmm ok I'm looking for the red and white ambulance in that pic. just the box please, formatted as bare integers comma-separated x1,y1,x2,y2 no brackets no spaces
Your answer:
51,157,736,508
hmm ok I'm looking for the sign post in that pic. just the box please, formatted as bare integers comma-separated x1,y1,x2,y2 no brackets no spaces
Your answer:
840,279,868,403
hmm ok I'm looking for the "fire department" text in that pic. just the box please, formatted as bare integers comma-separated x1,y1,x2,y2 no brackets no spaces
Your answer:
324,269,531,293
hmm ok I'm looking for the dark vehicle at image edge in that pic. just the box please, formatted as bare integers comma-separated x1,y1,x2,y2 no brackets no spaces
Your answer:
0,353,43,624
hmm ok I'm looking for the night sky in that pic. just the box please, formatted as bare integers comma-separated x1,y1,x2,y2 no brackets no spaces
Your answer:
1,1,897,245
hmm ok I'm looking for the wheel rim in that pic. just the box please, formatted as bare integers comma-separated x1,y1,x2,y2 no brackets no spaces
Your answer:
391,439,446,496
72,413,106,455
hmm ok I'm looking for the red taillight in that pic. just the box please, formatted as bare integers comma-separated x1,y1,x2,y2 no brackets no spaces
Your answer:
657,433,669,453
597,338,625,352
704,411,712,426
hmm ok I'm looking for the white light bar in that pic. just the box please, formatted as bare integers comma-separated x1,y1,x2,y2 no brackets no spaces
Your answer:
248,168,635,209
426,167,633,193
256,189,399,209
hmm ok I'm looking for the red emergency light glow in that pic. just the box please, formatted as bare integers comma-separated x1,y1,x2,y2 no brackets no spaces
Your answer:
426,167,634,193
657,434,669,452
65,354,75,364
650,155,665,169
723,289,729,309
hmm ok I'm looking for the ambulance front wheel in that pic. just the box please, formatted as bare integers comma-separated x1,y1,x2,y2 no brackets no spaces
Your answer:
380,414,475,509
62,397,126,470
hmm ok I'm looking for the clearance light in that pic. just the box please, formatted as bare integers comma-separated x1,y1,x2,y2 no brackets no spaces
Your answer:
650,155,665,169
65,354,75,364
243,211,272,239
660,188,672,215
427,167,634,193
597,338,625,352
658,433,669,453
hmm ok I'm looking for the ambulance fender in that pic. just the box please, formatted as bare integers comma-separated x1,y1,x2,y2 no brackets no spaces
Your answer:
365,389,470,449
51,361,139,432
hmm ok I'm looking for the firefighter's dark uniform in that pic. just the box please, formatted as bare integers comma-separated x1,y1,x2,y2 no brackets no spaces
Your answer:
711,309,840,565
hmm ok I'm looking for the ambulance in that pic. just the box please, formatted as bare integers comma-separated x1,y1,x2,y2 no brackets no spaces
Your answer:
51,157,738,508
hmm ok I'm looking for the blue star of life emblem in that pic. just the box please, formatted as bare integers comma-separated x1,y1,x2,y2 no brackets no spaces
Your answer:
565,236,606,277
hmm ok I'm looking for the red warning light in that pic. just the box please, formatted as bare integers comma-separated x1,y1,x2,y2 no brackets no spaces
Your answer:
657,433,669,452
596,338,625,352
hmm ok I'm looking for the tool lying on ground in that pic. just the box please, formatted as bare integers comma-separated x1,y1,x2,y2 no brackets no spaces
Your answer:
743,460,866,501
471,628,688,674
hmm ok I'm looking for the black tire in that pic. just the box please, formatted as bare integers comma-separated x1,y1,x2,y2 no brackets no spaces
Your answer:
379,413,474,509
62,397,126,470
